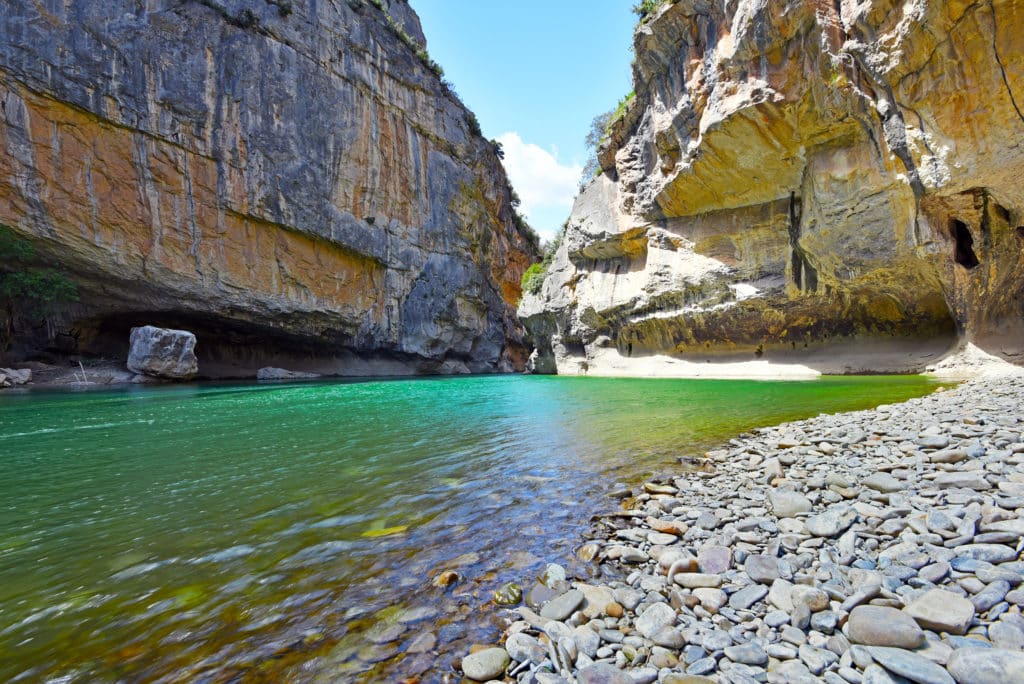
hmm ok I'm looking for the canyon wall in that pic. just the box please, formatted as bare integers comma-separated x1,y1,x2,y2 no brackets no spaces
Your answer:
0,0,537,376
521,0,1024,376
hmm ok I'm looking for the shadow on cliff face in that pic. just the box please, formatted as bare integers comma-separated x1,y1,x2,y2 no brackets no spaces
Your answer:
27,311,460,379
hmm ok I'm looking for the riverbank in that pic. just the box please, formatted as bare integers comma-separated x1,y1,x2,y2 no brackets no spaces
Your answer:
471,364,1024,682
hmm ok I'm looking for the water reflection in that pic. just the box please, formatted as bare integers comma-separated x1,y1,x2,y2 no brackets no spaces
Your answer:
0,374,939,681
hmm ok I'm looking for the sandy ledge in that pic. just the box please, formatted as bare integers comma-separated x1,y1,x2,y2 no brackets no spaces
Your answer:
467,357,1024,683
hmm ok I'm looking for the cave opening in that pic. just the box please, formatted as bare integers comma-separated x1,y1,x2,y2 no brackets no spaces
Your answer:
1016,226,1024,240
951,219,980,269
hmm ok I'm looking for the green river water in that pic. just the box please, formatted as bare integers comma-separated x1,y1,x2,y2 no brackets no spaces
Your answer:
0,374,942,682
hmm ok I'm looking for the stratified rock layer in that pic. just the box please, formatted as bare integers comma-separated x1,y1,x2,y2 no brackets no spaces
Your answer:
521,0,1024,375
0,0,536,375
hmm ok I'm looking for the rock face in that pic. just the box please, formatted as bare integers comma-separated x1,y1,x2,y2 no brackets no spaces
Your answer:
0,0,536,376
520,0,1024,375
127,326,199,380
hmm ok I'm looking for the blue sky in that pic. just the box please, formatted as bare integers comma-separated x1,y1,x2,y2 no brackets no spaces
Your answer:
410,0,636,240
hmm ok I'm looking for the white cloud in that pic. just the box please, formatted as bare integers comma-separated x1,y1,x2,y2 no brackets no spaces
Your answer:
496,132,582,238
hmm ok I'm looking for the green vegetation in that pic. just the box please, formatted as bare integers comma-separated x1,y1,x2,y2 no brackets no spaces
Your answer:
520,225,565,295
632,0,668,22
0,225,78,351
580,92,633,187
521,263,545,295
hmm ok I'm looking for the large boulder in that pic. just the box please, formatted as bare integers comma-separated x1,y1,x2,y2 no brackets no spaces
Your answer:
127,326,199,380
0,368,30,387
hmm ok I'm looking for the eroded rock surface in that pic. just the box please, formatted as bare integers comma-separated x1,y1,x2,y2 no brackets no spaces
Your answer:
521,0,1024,375
0,0,536,376
127,326,199,380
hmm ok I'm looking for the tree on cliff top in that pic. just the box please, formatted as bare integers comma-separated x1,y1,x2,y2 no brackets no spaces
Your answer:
0,225,78,353
581,110,614,188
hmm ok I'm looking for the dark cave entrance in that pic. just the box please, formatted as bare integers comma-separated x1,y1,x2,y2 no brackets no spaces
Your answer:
951,219,980,269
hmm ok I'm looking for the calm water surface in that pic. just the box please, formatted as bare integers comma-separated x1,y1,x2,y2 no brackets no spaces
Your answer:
0,374,941,681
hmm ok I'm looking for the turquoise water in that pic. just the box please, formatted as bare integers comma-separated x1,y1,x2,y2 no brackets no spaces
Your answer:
0,374,941,681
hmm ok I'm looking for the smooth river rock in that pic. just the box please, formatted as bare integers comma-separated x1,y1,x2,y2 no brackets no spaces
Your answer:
946,647,1024,684
903,589,976,635
867,646,955,684
848,605,925,649
461,647,510,681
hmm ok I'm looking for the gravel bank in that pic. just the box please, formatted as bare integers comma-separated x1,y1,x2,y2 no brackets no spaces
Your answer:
465,369,1024,683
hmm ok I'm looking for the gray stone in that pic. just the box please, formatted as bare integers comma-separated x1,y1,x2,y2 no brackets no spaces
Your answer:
703,629,734,651
862,664,911,684
577,662,634,684
725,639,768,666
698,545,733,573
799,644,839,675
934,472,992,491
540,589,585,621
917,436,951,450
904,588,976,635
971,580,1010,612
769,490,813,518
988,620,1024,649
635,602,676,640
866,646,954,684
505,632,545,663
946,647,1024,684
811,610,839,634
848,606,925,649
573,625,601,658
863,472,905,493
729,583,768,610
127,326,198,380
806,505,858,537
956,544,1017,563
651,626,686,648
791,585,830,612
0,368,30,385
461,647,510,681
686,657,717,675
744,554,781,584
674,573,722,588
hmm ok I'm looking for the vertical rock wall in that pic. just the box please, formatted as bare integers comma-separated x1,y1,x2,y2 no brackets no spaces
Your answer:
521,0,1024,375
0,0,538,375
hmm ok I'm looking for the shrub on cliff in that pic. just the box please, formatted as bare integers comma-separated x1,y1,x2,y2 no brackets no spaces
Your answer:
520,226,565,296
521,263,545,295
633,0,668,22
0,225,78,351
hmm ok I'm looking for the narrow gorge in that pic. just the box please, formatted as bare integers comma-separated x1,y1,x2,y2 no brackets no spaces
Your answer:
521,0,1024,377
0,0,537,377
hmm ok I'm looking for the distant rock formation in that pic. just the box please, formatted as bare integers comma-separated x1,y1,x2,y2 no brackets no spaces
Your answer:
521,0,1024,375
0,0,537,376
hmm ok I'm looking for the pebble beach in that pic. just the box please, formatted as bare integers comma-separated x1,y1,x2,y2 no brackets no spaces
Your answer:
460,365,1024,684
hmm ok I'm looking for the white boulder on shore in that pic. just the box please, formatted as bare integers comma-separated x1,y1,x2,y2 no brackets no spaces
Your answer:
126,326,198,380
0,367,31,387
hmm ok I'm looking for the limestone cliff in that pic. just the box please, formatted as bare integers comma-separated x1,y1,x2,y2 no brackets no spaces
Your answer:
0,0,537,376
521,0,1024,375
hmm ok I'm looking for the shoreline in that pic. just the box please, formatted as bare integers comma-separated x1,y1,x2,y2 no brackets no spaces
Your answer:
2,343,1017,392
466,362,1024,683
